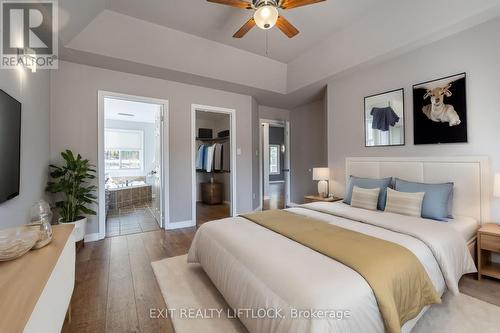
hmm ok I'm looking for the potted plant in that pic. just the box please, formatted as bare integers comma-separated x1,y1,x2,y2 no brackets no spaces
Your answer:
46,150,97,242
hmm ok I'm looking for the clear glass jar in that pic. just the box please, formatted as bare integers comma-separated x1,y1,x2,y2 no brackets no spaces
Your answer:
29,200,53,249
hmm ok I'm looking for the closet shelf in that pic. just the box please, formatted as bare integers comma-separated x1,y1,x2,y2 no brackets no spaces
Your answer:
196,170,230,174
196,136,229,142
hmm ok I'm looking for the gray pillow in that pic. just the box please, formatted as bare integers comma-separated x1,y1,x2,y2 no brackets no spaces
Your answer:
394,178,454,221
344,176,393,210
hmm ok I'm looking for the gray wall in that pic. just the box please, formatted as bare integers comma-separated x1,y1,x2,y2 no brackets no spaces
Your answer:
259,105,290,122
290,99,328,204
104,119,155,177
0,70,51,228
50,61,255,235
327,17,500,221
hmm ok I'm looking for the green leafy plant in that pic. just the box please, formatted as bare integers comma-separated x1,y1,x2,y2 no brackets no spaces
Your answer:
46,150,97,222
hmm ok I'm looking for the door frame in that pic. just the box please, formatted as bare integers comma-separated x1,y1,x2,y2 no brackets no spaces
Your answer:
191,104,237,226
97,91,170,240
259,119,291,209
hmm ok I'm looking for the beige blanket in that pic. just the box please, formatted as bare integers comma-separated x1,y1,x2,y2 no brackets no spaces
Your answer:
241,210,441,333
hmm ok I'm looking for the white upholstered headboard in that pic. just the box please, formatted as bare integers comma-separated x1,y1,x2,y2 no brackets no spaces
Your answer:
345,156,491,223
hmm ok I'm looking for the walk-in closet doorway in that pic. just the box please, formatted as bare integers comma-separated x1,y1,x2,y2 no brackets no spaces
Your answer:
191,104,236,227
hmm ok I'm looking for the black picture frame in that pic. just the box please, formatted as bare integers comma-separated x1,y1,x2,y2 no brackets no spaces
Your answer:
413,73,467,145
364,88,405,148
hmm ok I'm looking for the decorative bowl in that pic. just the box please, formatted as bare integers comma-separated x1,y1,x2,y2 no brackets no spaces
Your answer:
0,227,40,261
28,220,53,249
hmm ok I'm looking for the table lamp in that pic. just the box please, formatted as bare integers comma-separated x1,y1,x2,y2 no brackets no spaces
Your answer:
313,167,330,198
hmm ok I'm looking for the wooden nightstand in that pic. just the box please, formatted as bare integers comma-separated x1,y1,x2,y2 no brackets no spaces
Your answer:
477,223,500,280
304,195,343,203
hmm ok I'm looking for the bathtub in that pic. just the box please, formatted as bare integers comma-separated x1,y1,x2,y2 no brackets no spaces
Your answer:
106,182,152,210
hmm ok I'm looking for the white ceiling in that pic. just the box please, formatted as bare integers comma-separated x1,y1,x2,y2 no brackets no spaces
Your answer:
104,97,161,123
105,0,379,63
59,0,500,108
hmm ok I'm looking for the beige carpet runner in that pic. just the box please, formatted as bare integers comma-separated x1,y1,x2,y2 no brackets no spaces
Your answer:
152,255,500,333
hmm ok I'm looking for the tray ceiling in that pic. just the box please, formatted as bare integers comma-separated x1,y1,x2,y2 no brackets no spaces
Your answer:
105,0,379,63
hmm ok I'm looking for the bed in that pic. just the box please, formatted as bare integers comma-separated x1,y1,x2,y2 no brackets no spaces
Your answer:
188,157,490,333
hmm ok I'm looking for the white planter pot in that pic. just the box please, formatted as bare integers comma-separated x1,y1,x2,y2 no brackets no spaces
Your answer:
59,217,87,242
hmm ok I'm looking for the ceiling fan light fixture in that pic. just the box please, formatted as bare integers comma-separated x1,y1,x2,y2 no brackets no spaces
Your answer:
253,5,279,30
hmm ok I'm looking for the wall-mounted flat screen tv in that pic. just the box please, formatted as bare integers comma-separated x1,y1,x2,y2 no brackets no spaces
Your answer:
0,90,21,204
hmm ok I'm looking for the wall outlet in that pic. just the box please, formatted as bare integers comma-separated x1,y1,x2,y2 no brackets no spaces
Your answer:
237,148,242,155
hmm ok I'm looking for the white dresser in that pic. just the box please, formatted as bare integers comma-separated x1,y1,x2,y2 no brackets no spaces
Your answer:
0,224,75,333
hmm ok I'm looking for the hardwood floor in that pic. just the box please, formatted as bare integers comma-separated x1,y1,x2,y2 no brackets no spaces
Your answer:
196,202,230,226
64,227,500,333
459,273,500,306
62,228,195,333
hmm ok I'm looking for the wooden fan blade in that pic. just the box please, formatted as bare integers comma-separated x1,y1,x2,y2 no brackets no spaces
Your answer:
276,15,299,38
207,0,252,9
280,0,326,10
233,18,256,38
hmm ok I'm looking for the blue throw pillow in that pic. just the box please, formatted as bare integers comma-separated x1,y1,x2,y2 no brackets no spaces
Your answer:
394,178,454,221
343,176,392,210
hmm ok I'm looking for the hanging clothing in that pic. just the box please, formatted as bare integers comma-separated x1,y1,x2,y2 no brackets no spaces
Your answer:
213,143,223,171
370,107,400,131
205,144,216,172
196,142,229,173
222,141,230,172
195,144,206,170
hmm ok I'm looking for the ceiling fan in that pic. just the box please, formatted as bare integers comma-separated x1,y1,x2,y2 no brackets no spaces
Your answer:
207,0,326,38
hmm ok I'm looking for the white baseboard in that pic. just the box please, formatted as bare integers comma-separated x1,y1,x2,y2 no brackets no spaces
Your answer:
166,220,195,230
253,205,262,212
263,196,270,200
84,232,101,243
287,202,300,208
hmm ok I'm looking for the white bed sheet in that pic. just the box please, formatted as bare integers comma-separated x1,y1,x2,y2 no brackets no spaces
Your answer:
446,216,479,241
188,202,476,333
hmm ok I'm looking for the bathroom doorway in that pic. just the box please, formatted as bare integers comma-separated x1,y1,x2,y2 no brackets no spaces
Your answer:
98,92,169,239
260,119,290,210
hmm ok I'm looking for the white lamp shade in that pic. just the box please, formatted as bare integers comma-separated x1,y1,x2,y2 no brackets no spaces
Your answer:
253,5,279,30
313,168,330,181
494,173,500,197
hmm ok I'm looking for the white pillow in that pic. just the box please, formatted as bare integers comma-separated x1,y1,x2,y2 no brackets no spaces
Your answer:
385,188,425,217
350,186,380,211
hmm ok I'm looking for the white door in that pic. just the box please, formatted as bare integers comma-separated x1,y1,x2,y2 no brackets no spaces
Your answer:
262,122,270,200
150,109,163,225
261,120,290,210
284,121,291,207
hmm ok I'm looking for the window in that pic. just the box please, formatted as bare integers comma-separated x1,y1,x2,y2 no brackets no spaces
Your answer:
105,129,144,171
269,144,280,175
105,150,120,170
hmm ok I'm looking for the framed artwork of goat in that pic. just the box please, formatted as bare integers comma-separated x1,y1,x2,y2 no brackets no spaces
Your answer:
413,73,467,144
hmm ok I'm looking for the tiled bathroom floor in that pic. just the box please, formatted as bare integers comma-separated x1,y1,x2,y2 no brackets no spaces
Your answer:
106,203,160,237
